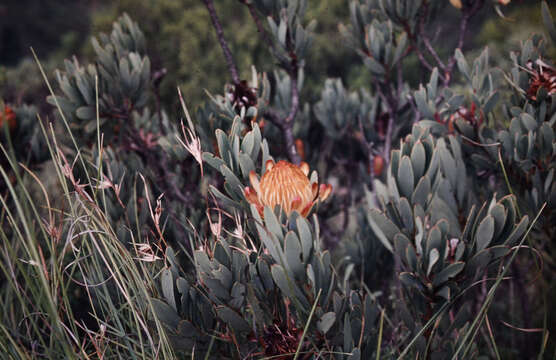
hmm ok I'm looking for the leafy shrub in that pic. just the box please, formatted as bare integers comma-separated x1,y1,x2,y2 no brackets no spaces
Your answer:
0,0,555,359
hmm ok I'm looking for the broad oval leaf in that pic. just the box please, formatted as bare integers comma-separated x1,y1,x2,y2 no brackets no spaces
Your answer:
475,215,495,252
397,156,415,198
317,312,336,334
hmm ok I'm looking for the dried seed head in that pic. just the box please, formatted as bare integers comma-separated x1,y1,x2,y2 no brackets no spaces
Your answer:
527,63,556,101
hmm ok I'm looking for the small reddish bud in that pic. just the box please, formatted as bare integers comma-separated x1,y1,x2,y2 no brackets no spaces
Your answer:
373,155,385,177
295,138,305,160
0,105,17,132
258,118,266,131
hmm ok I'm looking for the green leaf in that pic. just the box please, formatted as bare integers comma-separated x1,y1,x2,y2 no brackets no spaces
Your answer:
367,209,398,252
394,233,411,262
520,113,537,131
203,152,225,171
428,67,439,99
255,221,282,264
505,216,529,246
238,153,255,179
241,130,255,158
257,260,274,291
393,32,408,65
412,176,431,207
410,140,427,180
194,250,213,274
399,272,424,292
432,262,465,287
75,106,95,120
414,87,434,119
317,312,336,334
75,75,93,104
427,248,440,276
482,91,499,115
278,19,287,47
285,231,304,278
215,129,231,165
296,217,313,263
204,278,230,300
264,206,284,241
220,164,244,198
216,306,251,334
152,298,179,330
426,225,443,255
214,265,233,290
271,264,295,299
176,320,200,339
161,269,176,312
455,49,471,82
466,246,506,278
406,245,417,271
436,285,450,300
475,215,495,252
363,56,386,76
398,197,414,233
397,156,415,198
489,204,506,240
208,185,239,210
418,120,447,135
343,313,353,352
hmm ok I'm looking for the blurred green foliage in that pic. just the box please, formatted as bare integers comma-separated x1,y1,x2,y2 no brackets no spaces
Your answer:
0,0,550,112
90,0,271,111
88,0,367,111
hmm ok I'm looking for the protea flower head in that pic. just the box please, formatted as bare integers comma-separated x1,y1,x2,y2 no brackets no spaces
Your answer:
449,0,462,9
244,159,332,217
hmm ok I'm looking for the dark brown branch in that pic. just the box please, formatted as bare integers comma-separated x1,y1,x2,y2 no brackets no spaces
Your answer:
421,32,446,72
415,0,485,86
237,0,300,163
242,1,274,50
403,17,446,83
152,67,167,135
377,85,397,167
260,70,301,164
259,57,301,163
261,107,282,127
261,103,300,164
203,0,240,85
283,67,301,164
356,116,375,190
418,2,446,72
415,46,435,73
443,0,485,86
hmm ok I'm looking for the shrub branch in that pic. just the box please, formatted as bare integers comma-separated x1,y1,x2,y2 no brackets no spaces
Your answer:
202,0,240,85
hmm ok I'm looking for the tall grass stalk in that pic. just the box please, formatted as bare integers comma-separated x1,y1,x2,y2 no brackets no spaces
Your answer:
0,56,176,358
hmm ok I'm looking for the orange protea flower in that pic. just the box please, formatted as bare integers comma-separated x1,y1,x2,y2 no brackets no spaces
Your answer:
244,159,332,217
449,0,462,9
